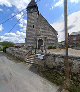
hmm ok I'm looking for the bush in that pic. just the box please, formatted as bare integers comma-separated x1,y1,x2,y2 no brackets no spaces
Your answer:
0,48,3,51
0,41,14,53
38,68,65,86
52,46,56,49
48,46,56,49
48,46,53,49
69,82,80,92
1,41,14,47
3,46,9,53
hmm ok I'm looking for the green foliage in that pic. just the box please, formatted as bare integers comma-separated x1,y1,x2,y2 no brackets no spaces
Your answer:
52,45,56,49
0,41,14,53
0,48,3,51
48,46,53,49
69,84,80,92
69,73,80,92
3,46,8,53
41,70,64,86
0,41,14,47
48,46,56,49
38,66,80,92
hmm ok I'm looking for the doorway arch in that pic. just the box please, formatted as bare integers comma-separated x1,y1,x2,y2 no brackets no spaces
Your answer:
38,39,43,49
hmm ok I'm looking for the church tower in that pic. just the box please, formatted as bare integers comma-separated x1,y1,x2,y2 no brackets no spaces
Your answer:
26,0,58,49
26,0,39,48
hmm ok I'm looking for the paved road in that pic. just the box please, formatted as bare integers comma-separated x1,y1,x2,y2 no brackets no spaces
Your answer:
0,52,58,92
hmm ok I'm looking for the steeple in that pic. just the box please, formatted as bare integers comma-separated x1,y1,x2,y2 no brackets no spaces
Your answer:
27,0,38,9
31,0,35,1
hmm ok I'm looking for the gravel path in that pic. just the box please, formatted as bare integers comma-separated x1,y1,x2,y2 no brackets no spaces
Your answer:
47,48,80,57
0,52,58,92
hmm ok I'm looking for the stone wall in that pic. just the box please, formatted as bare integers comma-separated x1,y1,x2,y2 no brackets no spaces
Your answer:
37,14,58,48
34,54,80,73
26,7,58,48
6,47,32,62
6,47,80,73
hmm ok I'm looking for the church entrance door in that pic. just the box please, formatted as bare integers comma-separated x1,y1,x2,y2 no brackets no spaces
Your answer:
38,39,43,49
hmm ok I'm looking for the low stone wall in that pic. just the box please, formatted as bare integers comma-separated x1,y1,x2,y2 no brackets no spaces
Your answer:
6,47,32,62
6,47,80,73
34,54,80,73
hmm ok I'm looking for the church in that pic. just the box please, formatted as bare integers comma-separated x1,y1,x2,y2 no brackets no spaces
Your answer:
26,0,58,49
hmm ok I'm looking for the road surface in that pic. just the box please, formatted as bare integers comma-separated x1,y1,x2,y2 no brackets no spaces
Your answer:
0,52,58,92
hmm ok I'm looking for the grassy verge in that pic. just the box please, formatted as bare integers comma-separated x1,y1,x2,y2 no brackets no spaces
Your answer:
37,65,80,92
41,69,64,86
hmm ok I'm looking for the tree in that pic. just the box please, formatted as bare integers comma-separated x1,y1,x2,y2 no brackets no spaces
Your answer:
1,41,15,53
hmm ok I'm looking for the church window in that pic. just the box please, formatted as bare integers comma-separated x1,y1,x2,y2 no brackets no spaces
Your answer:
33,25,34,28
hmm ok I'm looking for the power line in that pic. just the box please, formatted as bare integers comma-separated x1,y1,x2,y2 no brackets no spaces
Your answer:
0,8,26,25
0,0,41,25
8,13,25,33
1,0,41,33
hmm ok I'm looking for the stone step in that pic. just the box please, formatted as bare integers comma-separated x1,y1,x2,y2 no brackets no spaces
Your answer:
26,57,34,60
26,61,34,64
26,60,34,64
25,54,35,64
26,57,34,62
28,55,35,58
26,60,34,62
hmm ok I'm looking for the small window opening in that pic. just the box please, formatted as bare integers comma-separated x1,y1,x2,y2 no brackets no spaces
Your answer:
33,25,34,28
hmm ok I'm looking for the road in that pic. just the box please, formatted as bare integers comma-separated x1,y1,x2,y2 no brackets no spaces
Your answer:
0,52,58,92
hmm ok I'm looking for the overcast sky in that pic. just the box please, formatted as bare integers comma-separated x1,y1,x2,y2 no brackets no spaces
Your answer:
0,0,80,43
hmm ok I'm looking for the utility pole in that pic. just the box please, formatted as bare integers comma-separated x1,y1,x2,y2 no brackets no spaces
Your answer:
64,0,70,91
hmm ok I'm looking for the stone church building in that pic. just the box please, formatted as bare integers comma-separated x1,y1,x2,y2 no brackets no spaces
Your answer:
26,0,58,49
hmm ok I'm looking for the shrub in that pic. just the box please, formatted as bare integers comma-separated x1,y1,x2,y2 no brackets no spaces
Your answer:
1,41,14,47
48,46,56,49
3,46,9,53
0,48,3,51
48,46,53,49
0,41,14,53
52,46,56,49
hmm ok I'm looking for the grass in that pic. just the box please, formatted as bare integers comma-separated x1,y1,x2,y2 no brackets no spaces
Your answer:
69,84,80,92
37,65,80,92
41,69,64,86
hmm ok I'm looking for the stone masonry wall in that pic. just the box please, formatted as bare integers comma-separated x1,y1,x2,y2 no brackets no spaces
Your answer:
6,47,32,62
26,11,58,48
38,14,58,48
34,54,80,73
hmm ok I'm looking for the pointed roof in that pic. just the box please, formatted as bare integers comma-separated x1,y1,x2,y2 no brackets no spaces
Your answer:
27,0,37,9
